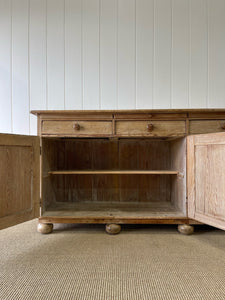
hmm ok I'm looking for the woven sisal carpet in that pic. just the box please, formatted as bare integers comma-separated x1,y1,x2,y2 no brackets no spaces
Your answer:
0,220,225,300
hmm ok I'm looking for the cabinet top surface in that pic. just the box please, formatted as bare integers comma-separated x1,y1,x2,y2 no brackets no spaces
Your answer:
31,109,225,116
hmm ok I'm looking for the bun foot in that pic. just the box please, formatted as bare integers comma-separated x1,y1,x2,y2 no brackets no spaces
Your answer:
178,224,194,235
37,223,53,234
105,224,121,235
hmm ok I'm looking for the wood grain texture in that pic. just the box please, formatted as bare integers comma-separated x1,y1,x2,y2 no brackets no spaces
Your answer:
39,216,188,225
92,139,119,202
187,132,225,230
34,110,225,229
64,140,92,203
189,120,225,134
0,134,40,229
42,138,181,208
49,170,179,175
42,138,61,212
31,109,225,116
115,120,186,137
42,120,113,136
170,138,186,214
42,201,186,218
119,140,139,202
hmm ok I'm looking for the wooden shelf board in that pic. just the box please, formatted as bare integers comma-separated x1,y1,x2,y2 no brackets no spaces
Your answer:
48,170,179,175
42,201,185,218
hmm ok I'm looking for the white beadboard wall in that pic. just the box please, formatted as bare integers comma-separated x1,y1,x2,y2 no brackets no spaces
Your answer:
0,0,225,135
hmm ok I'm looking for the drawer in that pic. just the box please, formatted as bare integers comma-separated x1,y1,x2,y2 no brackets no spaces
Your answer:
115,120,186,137
42,120,113,136
189,120,225,134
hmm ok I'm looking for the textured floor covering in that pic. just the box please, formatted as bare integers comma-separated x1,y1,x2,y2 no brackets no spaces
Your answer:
0,220,225,300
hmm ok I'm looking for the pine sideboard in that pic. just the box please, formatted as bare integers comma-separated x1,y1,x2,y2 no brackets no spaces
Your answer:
1,109,225,235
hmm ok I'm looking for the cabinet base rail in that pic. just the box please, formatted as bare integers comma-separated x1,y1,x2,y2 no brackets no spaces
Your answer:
37,218,195,235
38,216,190,225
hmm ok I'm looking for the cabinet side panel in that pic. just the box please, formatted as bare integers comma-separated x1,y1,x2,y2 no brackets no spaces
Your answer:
170,138,186,214
42,138,59,211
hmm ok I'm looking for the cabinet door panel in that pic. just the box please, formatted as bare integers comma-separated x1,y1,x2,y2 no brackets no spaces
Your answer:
187,132,225,230
0,134,40,230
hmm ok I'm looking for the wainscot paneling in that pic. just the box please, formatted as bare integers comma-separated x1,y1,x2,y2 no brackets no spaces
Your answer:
0,0,225,135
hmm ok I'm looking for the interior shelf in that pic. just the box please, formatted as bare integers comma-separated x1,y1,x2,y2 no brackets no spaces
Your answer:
48,170,179,175
43,201,186,218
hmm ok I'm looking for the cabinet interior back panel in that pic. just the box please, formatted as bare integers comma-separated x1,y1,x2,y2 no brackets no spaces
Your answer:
42,138,186,209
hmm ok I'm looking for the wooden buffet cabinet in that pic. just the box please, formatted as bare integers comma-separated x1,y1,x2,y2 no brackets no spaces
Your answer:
1,109,225,235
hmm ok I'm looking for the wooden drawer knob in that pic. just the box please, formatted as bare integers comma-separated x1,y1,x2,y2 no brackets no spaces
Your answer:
147,123,154,132
73,123,80,130
221,123,225,130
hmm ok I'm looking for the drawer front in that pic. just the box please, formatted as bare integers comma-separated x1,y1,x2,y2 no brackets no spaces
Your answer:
42,120,113,135
189,120,225,134
115,121,186,137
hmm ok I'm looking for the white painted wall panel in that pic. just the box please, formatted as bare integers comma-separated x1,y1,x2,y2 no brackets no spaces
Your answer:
47,0,65,109
83,0,100,109
0,0,11,133
29,0,47,135
12,0,29,134
208,0,225,107
65,0,82,109
136,0,154,108
190,0,207,108
100,0,117,109
172,0,189,108
118,0,135,109
154,0,172,108
1,0,225,135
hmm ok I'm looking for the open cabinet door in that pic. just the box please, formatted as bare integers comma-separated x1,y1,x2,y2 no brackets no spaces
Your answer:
0,134,40,230
187,132,225,230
